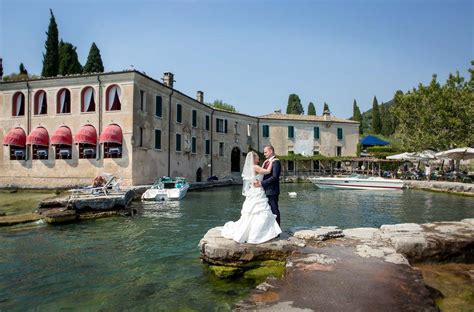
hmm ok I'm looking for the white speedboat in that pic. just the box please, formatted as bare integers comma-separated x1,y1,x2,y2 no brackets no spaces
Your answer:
142,177,190,201
309,175,405,190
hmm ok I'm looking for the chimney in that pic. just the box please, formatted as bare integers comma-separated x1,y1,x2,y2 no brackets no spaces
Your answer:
196,91,204,103
162,72,174,88
323,108,331,121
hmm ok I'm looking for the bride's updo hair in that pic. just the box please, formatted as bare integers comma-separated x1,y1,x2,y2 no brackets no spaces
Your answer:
252,152,260,164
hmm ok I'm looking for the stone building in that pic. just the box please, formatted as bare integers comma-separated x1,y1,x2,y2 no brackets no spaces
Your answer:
0,70,358,188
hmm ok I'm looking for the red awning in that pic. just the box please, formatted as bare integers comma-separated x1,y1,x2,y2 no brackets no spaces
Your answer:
26,127,49,146
99,124,122,144
51,126,73,145
75,124,97,145
3,127,26,147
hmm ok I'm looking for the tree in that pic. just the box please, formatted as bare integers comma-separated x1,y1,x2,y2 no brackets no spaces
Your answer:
208,99,237,112
83,42,105,73
392,64,474,150
371,96,382,134
41,9,59,77
380,103,394,136
58,40,83,75
286,94,304,114
307,102,316,115
0,58,3,78
352,99,363,134
323,102,330,114
19,63,28,75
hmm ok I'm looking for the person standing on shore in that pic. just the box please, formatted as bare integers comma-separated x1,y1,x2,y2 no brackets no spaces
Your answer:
254,145,281,226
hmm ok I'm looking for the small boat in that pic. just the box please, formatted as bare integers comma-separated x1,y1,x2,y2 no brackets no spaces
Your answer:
141,177,190,201
309,175,405,190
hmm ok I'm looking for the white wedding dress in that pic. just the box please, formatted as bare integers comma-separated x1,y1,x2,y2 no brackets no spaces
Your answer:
221,173,282,244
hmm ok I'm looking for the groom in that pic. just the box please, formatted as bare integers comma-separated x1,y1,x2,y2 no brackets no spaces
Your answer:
254,145,281,225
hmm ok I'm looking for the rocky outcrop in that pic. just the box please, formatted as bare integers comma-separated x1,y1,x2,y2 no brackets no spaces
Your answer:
406,180,474,196
200,219,473,310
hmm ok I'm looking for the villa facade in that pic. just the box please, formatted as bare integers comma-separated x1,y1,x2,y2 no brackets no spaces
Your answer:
0,71,359,188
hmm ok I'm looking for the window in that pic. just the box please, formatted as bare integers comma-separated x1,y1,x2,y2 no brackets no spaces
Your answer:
205,115,210,131
191,137,197,154
32,145,48,160
216,118,226,133
337,128,343,140
313,160,320,170
176,133,182,152
12,92,25,116
192,110,197,127
79,144,96,159
336,146,342,156
155,96,162,117
247,124,252,136
262,125,269,138
9,147,25,160
176,104,182,123
104,143,122,158
34,90,47,115
234,122,239,134
81,87,95,112
57,89,71,114
106,85,121,111
205,139,210,155
154,129,161,150
140,90,146,111
55,144,72,160
139,127,144,147
219,142,224,156
288,126,294,139
313,148,320,155
314,127,320,139
288,151,294,155
288,160,295,172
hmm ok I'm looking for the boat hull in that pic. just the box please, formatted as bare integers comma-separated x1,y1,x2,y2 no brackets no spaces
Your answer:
309,177,405,190
141,184,189,201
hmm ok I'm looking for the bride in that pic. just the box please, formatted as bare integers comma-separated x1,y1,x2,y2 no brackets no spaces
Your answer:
221,151,282,244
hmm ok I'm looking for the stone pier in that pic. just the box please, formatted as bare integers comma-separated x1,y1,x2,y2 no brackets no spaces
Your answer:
199,219,474,311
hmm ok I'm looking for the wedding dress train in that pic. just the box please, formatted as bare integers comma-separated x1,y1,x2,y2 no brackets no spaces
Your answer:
221,174,282,244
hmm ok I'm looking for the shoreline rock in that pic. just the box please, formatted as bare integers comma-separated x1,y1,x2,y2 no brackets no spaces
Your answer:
199,219,474,310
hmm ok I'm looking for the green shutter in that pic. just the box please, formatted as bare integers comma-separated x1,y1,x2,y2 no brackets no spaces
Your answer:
337,128,343,140
192,110,197,127
155,129,161,149
288,126,294,138
177,104,182,123
314,127,320,139
155,96,162,117
176,133,181,151
192,137,196,153
205,139,210,154
263,125,269,138
206,115,210,130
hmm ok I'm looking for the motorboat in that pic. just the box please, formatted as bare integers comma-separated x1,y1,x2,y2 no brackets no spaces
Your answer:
141,177,190,201
308,175,405,190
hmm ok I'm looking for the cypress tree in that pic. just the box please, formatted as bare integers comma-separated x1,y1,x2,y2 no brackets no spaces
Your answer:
41,9,59,77
58,40,83,75
83,42,105,73
371,96,382,134
323,102,330,113
352,99,363,134
307,102,316,115
286,94,304,114
19,63,28,75
0,58,3,78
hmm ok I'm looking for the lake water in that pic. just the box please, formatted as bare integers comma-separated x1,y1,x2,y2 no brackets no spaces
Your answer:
1,185,473,311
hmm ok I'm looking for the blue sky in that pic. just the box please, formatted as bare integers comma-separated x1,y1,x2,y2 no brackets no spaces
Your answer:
1,0,473,118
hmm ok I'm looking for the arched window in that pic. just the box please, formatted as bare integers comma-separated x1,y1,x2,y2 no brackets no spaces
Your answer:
57,88,71,114
12,92,25,116
75,124,97,159
106,85,121,111
81,87,96,112
34,90,48,115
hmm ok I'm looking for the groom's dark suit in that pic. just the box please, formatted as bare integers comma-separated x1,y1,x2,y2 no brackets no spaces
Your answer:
261,157,281,225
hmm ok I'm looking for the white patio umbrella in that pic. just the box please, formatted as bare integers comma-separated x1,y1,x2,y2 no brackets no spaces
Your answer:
386,152,417,161
435,147,474,161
